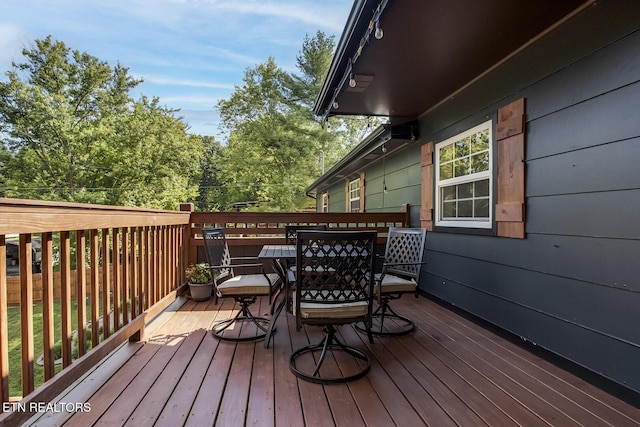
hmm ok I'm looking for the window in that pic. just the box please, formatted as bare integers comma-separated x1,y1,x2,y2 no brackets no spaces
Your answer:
348,178,361,212
435,120,492,229
321,193,328,212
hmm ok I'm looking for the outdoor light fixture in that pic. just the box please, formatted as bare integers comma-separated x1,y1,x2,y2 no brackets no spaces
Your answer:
349,74,357,88
374,21,383,40
332,101,339,109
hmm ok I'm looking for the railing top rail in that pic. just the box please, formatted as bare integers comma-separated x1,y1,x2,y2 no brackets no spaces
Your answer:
0,198,191,234
0,197,186,214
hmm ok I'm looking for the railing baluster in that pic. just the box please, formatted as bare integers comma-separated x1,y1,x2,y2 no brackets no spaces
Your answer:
19,234,34,395
60,231,72,368
138,227,145,313
101,228,111,340
76,230,87,357
144,227,151,310
166,229,173,298
90,229,100,348
130,227,138,319
0,235,9,405
150,227,157,305
41,232,55,380
122,227,130,325
112,228,121,331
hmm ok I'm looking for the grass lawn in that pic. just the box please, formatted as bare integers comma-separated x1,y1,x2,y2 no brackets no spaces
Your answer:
6,299,105,398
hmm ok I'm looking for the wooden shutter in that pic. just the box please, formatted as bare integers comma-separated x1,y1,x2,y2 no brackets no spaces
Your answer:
345,180,349,212
420,142,434,230
496,98,526,238
359,172,365,212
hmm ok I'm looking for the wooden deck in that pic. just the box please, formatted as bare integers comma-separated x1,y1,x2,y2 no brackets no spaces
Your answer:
24,294,640,426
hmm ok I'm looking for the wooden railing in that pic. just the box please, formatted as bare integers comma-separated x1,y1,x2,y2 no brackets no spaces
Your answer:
186,205,410,264
0,198,191,417
0,198,409,423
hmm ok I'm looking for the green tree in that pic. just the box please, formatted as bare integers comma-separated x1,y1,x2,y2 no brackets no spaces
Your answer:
195,136,227,211
213,31,383,212
0,36,200,209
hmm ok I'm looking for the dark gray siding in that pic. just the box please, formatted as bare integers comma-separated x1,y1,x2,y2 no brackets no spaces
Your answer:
348,0,640,393
363,146,422,225
417,0,640,393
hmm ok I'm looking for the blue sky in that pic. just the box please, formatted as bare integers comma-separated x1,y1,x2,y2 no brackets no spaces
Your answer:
0,0,352,141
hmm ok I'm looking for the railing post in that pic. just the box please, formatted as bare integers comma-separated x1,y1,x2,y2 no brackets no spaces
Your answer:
180,203,196,276
402,203,411,227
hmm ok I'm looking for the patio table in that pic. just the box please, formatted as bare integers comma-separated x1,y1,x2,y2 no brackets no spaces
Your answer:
259,244,296,348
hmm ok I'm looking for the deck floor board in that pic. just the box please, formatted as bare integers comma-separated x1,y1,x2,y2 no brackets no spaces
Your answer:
23,295,640,427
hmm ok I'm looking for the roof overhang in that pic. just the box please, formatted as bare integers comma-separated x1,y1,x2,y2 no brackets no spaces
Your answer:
315,0,591,124
307,121,418,195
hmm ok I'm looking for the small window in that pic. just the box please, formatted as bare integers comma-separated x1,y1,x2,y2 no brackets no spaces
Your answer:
435,120,492,229
321,193,328,212
348,178,360,212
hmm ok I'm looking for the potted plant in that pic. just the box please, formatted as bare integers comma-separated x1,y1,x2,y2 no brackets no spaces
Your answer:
185,263,213,301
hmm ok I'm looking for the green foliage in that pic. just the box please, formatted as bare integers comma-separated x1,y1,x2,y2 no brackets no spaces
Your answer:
208,31,384,212
0,36,201,209
195,136,228,211
215,33,337,211
185,263,212,284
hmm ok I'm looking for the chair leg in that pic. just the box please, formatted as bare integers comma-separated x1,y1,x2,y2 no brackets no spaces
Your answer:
212,297,273,342
355,297,416,336
289,325,371,384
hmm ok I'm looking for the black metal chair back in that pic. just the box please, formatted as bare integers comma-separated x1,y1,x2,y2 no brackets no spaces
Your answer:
383,227,427,282
201,228,277,341
289,230,376,383
202,228,232,281
284,224,327,245
355,226,427,337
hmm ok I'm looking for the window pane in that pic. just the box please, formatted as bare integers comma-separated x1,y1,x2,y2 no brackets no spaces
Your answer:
442,186,456,201
440,144,454,162
455,138,469,158
442,201,456,217
475,179,489,197
471,151,489,173
471,130,489,153
454,158,469,177
458,200,473,217
474,198,489,218
458,182,473,199
440,162,453,180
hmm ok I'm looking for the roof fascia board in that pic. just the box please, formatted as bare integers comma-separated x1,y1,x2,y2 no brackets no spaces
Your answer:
313,0,377,116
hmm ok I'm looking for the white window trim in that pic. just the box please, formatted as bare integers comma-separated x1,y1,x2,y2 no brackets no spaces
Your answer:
435,120,493,229
348,178,360,213
321,193,328,212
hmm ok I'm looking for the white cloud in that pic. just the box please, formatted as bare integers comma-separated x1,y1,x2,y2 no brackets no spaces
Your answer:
0,23,28,72
140,74,235,90
161,95,223,105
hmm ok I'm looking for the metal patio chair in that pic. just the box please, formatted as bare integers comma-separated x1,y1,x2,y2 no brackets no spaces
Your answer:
289,230,376,384
203,228,280,341
357,226,427,336
284,224,328,245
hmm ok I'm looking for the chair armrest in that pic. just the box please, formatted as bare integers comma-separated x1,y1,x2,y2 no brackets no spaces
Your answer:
230,256,261,263
211,262,264,269
382,261,427,268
